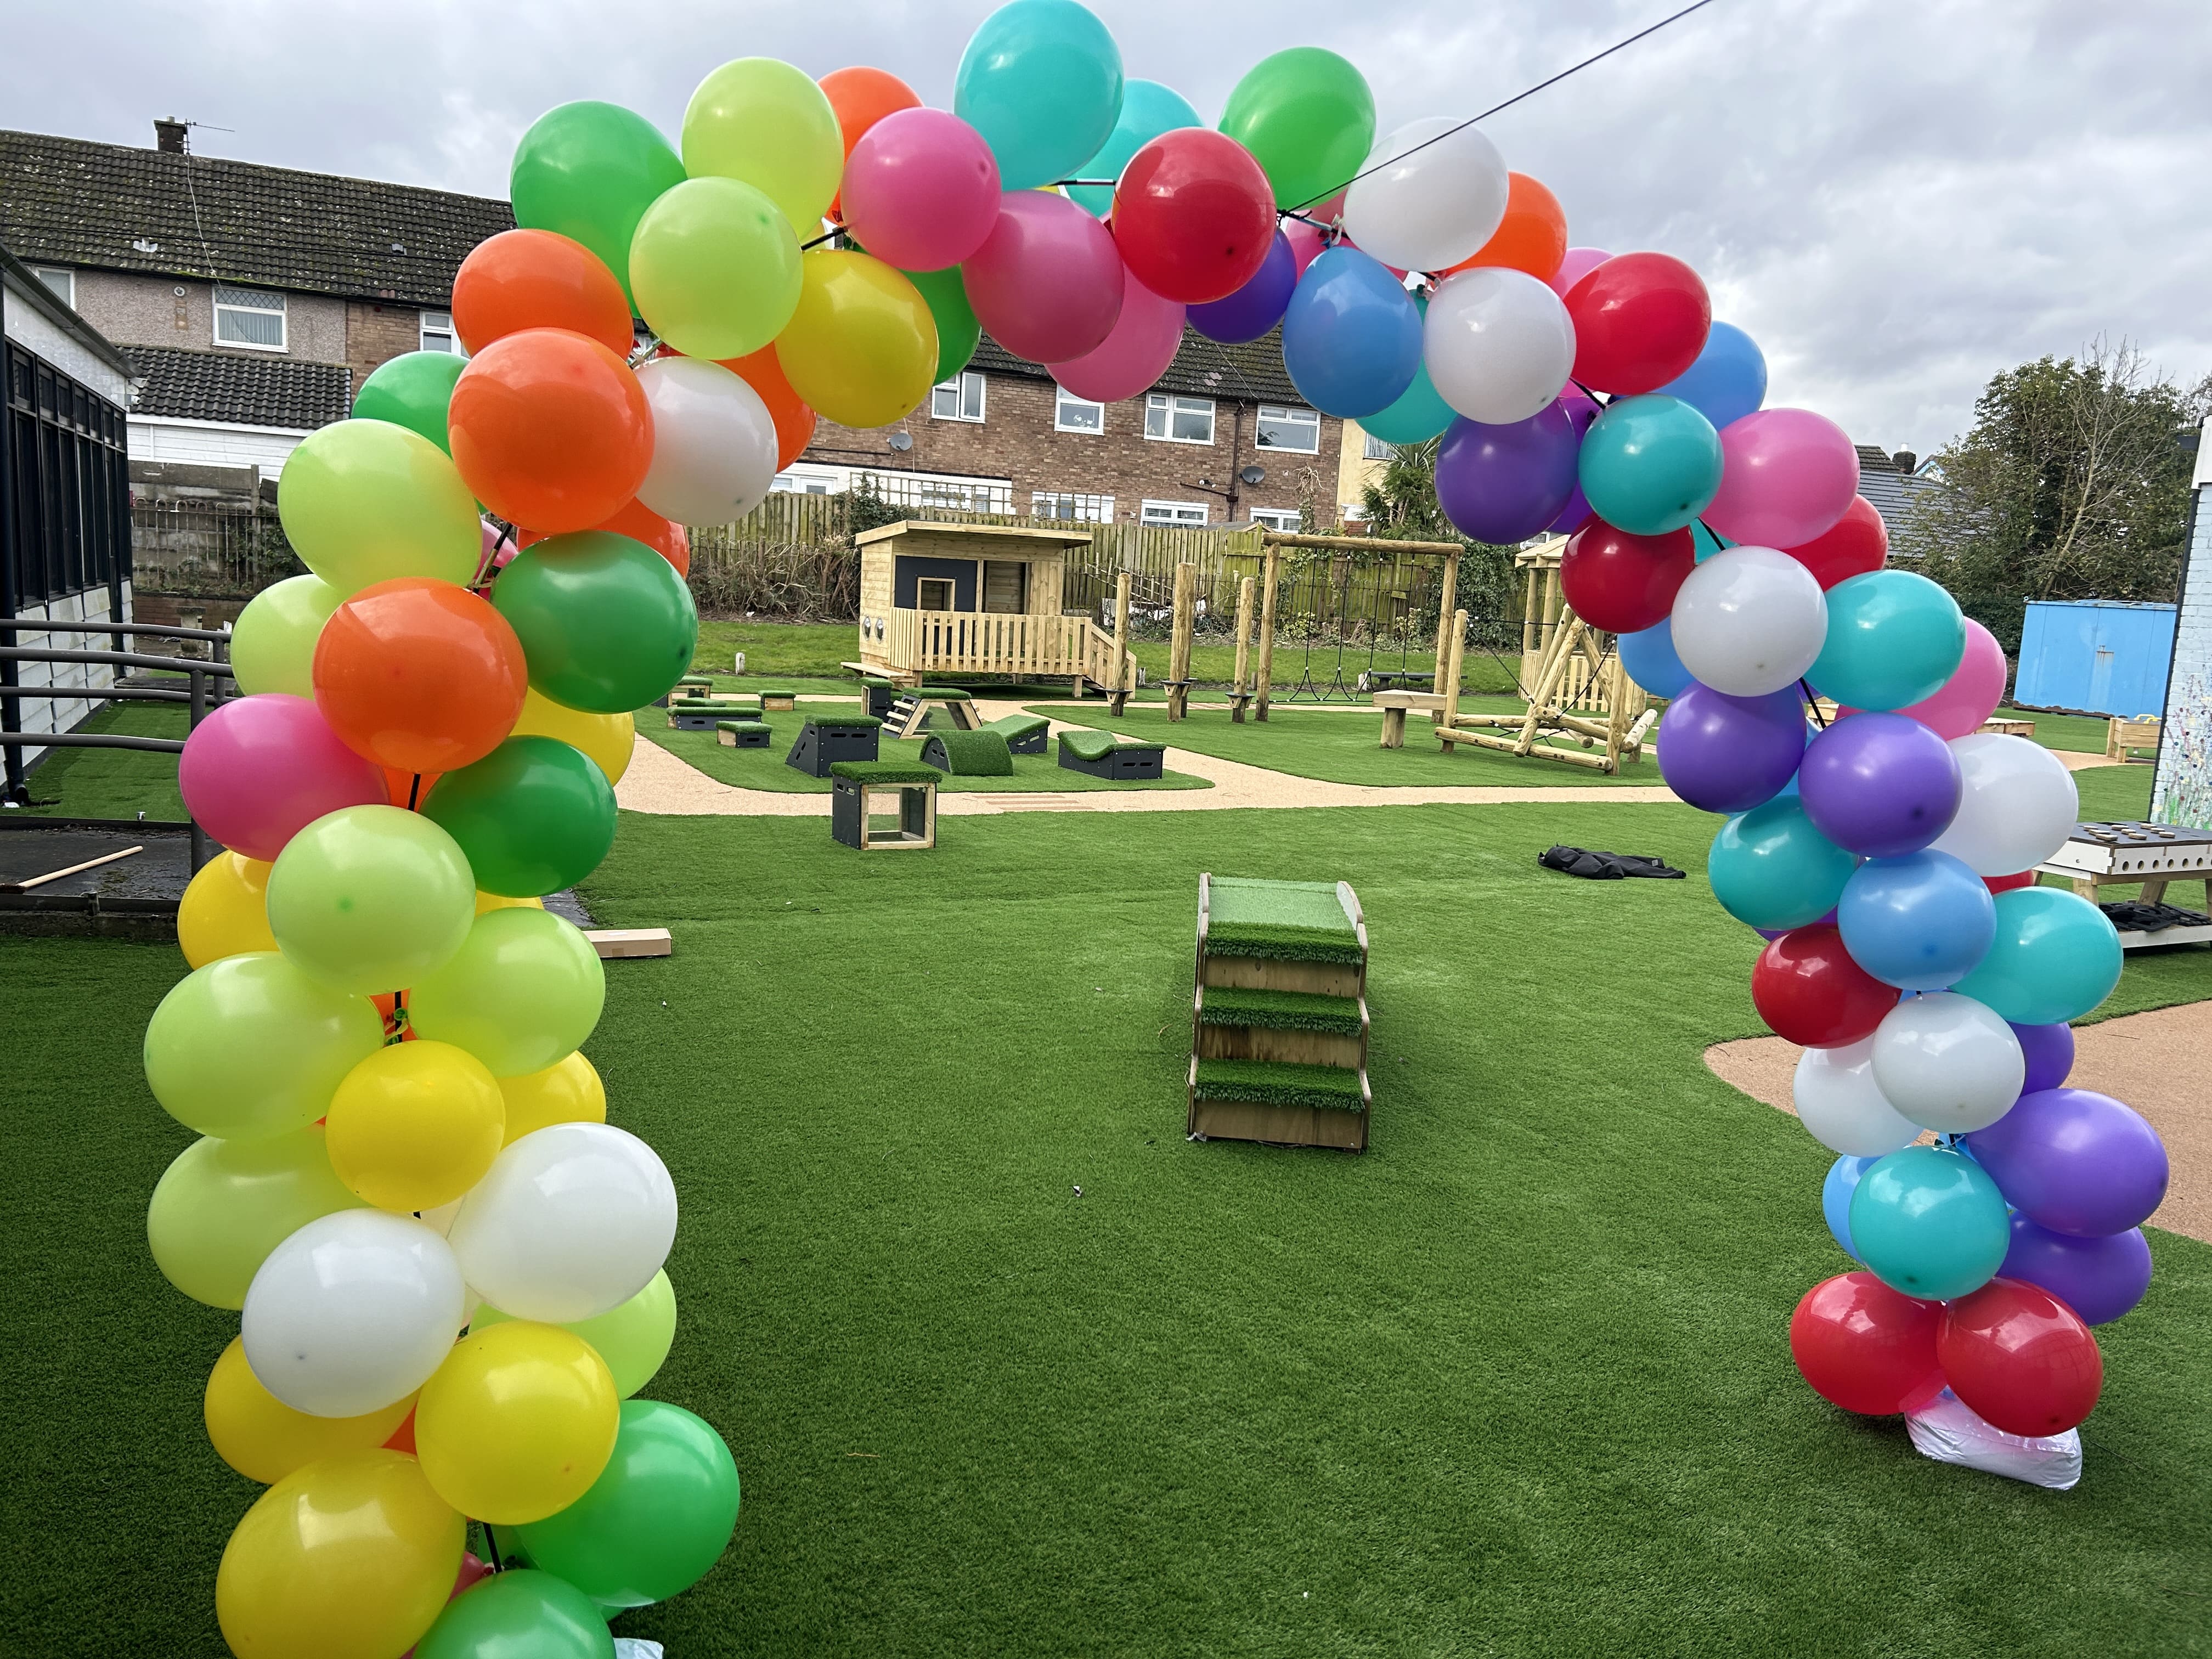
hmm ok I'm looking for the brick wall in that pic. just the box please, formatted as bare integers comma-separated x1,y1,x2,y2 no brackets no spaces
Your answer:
347,302,431,391
800,370,1344,528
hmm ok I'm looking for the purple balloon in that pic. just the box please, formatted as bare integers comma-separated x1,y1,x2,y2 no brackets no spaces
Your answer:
2011,1022,2075,1094
1188,229,1295,345
1546,393,1601,533
1436,405,1582,544
2001,1215,2152,1324
1797,711,1962,857
1967,1088,2170,1238
1657,683,1808,814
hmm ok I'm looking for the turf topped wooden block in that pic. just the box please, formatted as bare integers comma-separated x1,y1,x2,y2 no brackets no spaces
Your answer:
716,720,773,749
1198,986,1365,1037
788,715,879,776
1058,728,1166,779
1206,876,1359,938
1192,1058,1368,1113
921,728,1014,776
1204,922,1368,967
985,713,1051,755
917,685,973,700
805,712,884,730
829,760,944,785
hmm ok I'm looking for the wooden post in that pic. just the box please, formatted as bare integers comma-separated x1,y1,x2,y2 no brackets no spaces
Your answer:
1431,548,1460,698
1441,608,1467,735
1255,543,1282,721
1230,574,1256,723
1111,571,1133,712
1167,560,1195,721
1515,616,1585,755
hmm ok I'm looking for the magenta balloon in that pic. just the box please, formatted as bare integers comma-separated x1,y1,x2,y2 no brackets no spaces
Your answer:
178,693,388,861
1892,618,2007,740
961,191,1125,364
840,108,1002,273
1705,408,1861,548
1546,246,1612,300
1284,218,1327,278
1049,274,1186,403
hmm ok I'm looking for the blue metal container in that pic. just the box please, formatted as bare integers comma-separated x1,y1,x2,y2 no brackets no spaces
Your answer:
2013,600,2177,716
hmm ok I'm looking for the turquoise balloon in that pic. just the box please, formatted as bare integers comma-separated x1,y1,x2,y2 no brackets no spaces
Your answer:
1690,521,1735,563
1360,295,1455,445
1848,1144,2010,1301
1577,394,1722,534
955,0,1126,191
1807,571,1966,710
1952,888,2123,1025
1066,79,1200,216
1707,797,1858,930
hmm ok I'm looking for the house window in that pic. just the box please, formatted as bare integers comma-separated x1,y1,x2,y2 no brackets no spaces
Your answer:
771,470,836,495
1141,500,1209,526
1362,430,1395,461
917,578,956,611
420,310,462,354
1256,405,1320,454
932,372,986,422
214,285,286,351
30,267,74,309
1251,507,1301,533
1144,393,1214,444
1032,491,1114,523
1054,386,1104,433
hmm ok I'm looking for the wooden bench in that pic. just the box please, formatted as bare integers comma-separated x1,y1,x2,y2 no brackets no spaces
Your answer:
2107,716,2162,763
1371,690,1449,749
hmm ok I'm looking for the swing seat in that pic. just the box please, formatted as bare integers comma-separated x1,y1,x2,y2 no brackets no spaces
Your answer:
1162,679,1194,721
1229,690,1255,723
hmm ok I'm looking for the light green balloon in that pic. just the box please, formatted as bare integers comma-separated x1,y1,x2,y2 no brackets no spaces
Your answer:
146,1124,366,1308
266,805,476,996
409,907,606,1077
276,417,481,596
144,953,385,1141
681,57,844,234
230,574,342,698
474,1269,675,1398
628,177,802,362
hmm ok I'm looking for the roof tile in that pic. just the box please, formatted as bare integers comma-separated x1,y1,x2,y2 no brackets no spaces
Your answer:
127,346,352,430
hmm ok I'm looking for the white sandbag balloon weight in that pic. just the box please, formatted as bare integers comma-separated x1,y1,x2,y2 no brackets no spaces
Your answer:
634,356,780,527
1421,267,1576,425
1928,733,2081,877
1870,992,2025,1135
1340,117,1510,274
1792,1038,1920,1158
1668,545,1829,696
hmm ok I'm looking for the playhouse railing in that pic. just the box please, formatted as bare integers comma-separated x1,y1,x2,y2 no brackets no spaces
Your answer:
881,608,1130,687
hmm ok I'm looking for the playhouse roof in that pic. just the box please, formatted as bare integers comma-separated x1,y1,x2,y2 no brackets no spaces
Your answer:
855,521,1093,550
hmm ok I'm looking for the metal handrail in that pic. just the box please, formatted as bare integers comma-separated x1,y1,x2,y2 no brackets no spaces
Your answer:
0,619,233,645
0,646,236,676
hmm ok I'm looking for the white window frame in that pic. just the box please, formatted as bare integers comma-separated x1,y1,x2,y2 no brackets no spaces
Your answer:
931,372,986,422
1255,404,1321,455
420,309,463,355
1054,386,1105,434
1250,507,1301,533
1144,393,1215,445
1362,430,1395,461
1031,491,1114,524
1140,499,1210,527
771,467,838,495
213,285,287,352
30,266,74,309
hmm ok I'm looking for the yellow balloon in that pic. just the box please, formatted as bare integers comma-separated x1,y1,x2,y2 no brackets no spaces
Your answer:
178,852,276,968
774,250,939,430
498,1051,608,1145
215,1449,462,1659
325,1041,506,1211
476,891,546,916
415,1321,619,1524
510,686,635,785
204,1337,414,1485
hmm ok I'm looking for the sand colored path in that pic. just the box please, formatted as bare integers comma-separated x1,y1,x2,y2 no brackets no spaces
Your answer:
1706,1001,2212,1243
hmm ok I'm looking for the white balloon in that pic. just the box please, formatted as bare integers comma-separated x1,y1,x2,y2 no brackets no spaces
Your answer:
1422,268,1575,425
1870,991,2025,1134
242,1210,465,1418
1669,546,1829,696
634,357,778,527
1792,1037,1920,1157
448,1122,676,1323
1927,733,2079,877
1341,117,1510,275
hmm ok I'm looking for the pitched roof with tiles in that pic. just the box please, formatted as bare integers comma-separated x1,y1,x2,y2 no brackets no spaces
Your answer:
128,346,352,431
972,325,1302,406
1854,443,1940,527
0,129,512,307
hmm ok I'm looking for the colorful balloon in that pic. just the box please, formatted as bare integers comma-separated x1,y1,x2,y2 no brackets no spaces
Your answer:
509,687,634,788
819,67,923,202
1705,407,1860,548
1617,617,1692,698
1341,117,1508,274
352,352,467,454
492,531,699,714
1434,404,1583,545
1837,850,1995,991
1650,319,1765,431
629,178,803,362
1564,252,1711,396
498,1052,610,1145
1781,494,1886,590
1066,78,1200,217
2014,1020,2075,1093
177,850,277,967
1217,47,1374,211
680,57,845,233
1443,171,1568,282
1546,245,1610,298
1113,128,1276,304
473,1269,676,1400
1967,1087,2169,1238
774,249,941,428
954,0,1125,191
1849,1144,2011,1301
522,495,692,580
312,578,528,776
1869,992,2024,1134
326,1040,507,1212
1821,1155,1876,1257
1791,1039,1919,1158
1752,922,1898,1048
417,1321,620,1524
1656,684,1808,815
1808,571,1967,712
1999,1217,2152,1326
1708,796,1859,930
1282,246,1421,417
1788,1271,1943,1415
634,357,778,527
453,228,631,356
449,330,654,533
1423,266,1575,426
150,1125,364,1309
408,907,607,1078
1950,887,2122,1025
903,263,982,384
961,191,1125,364
204,1336,415,1485
1927,733,2078,877
416,1570,616,1659
1668,545,1829,698
720,345,818,472
278,418,482,595
1576,394,1723,535
1559,521,1695,634
842,108,1002,273
265,805,476,997
179,695,390,862
510,101,686,308
422,736,619,898
1937,1278,2103,1437
1048,275,1184,404
1797,712,1962,859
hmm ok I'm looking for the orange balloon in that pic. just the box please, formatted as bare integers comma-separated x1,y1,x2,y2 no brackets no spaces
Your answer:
448,329,653,532
313,578,528,774
453,229,633,357
380,766,442,808
1446,172,1568,281
721,346,818,470
383,1406,418,1455
820,66,921,218
519,497,689,580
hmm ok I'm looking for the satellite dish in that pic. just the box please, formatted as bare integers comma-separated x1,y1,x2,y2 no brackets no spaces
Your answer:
887,432,914,453
1239,465,1266,486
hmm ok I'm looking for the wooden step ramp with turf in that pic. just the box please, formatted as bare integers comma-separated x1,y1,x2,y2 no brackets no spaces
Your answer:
785,712,882,777
983,712,1051,755
884,687,983,740
1057,727,1165,780
1189,874,1371,1152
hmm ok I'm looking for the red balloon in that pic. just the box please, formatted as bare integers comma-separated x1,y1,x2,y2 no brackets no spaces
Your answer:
1784,496,1888,589
1564,252,1711,396
1559,520,1694,634
448,329,653,533
1752,922,1899,1048
1789,1271,1944,1416
1984,870,2036,895
1938,1278,2103,1438
1111,129,1277,305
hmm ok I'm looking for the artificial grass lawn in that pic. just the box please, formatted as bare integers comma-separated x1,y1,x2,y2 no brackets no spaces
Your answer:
1197,986,1365,1037
1190,1056,1369,1112
14,700,188,820
644,725,1210,795
1997,705,2112,754
9,797,2212,1655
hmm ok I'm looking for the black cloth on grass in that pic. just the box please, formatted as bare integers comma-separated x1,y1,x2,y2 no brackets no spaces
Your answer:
2098,900,2209,935
1539,845,1685,881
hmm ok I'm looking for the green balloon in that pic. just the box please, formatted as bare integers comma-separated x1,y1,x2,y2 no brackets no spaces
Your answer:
277,417,481,596
416,1570,613,1659
265,805,477,997
230,574,342,698
353,351,468,454
910,266,981,383
515,1400,739,1610
628,176,802,361
492,532,698,714
143,953,385,1141
409,907,606,1078
473,1270,675,1400
510,100,685,308
1218,47,1375,212
146,1125,366,1309
422,737,617,898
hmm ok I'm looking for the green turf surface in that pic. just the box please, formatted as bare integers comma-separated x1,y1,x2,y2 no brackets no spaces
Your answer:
828,760,943,785
1208,876,1357,935
14,700,188,820
1997,705,2111,754
1197,986,1365,1037
1190,1056,1369,1111
644,725,1209,795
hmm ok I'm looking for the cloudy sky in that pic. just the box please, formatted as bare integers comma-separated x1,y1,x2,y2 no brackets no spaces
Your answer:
13,0,2208,454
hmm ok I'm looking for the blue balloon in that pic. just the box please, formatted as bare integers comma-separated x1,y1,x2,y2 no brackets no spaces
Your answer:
1807,571,1967,711
1849,1144,2011,1300
1357,295,1454,443
1838,850,1995,991
1707,797,1858,930
1822,1154,1877,1259
1280,247,1421,417
1188,229,1295,344
1952,888,2123,1025
1618,618,1692,698
955,0,1126,192
1577,394,1723,534
1655,320,1767,431
1064,78,1198,216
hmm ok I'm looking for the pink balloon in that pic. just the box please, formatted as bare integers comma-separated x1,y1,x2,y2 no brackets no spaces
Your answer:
1893,618,2008,739
839,108,1001,273
178,693,387,861
479,517,513,574
962,191,1125,363
1284,218,1328,278
1705,407,1860,548
1049,273,1186,403
1547,246,1612,300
